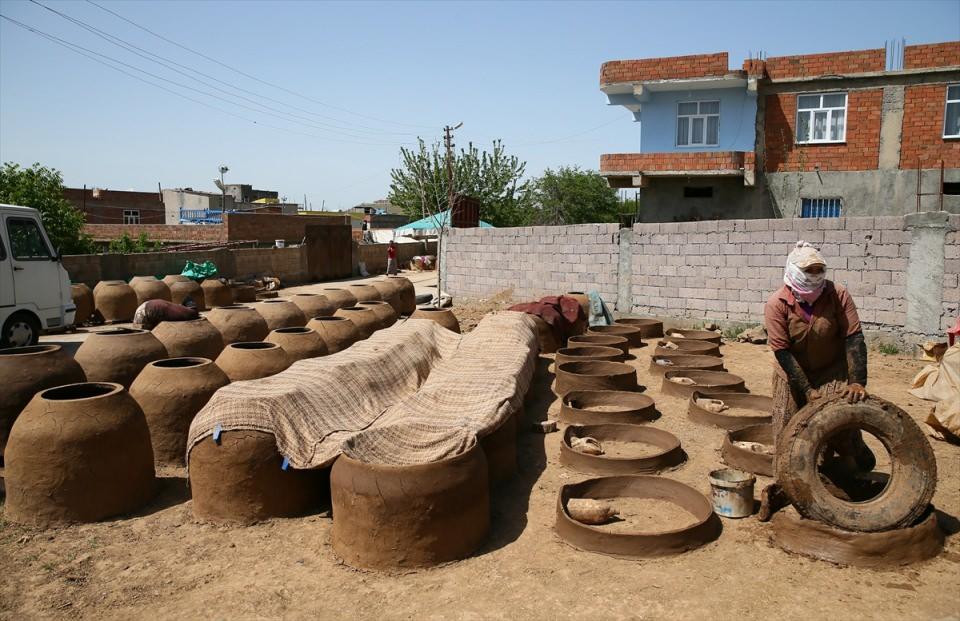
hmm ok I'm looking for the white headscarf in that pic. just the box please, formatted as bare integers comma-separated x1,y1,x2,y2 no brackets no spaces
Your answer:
784,241,826,303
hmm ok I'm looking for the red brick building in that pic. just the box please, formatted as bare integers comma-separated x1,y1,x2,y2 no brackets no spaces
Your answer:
63,187,166,225
600,41,960,221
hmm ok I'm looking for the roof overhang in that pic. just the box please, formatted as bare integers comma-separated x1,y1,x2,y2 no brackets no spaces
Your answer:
602,74,755,120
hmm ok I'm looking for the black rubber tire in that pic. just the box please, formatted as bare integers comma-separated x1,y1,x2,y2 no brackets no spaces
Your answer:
776,395,937,532
1,311,41,348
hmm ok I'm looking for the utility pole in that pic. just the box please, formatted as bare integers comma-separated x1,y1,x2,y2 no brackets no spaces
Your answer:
443,122,463,218
439,122,462,308
219,165,229,213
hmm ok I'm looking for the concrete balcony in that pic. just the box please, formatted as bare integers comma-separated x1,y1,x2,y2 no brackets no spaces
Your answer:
600,151,756,188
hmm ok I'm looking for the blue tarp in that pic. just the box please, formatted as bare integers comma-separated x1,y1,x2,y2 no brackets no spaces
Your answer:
394,209,494,232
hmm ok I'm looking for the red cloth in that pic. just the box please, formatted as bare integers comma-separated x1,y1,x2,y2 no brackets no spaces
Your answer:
508,295,583,342
387,245,397,259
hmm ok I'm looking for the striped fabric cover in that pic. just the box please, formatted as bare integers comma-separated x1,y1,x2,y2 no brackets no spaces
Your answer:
186,312,539,468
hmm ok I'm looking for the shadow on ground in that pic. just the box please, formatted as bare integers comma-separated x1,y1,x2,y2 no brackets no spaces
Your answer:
480,355,553,555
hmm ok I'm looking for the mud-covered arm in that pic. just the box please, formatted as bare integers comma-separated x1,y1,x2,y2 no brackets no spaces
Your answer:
774,349,814,396
845,331,867,386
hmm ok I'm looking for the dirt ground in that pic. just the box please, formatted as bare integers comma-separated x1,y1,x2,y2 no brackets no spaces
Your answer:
2,299,959,620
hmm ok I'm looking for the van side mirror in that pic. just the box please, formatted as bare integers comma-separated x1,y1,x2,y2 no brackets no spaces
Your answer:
54,247,62,262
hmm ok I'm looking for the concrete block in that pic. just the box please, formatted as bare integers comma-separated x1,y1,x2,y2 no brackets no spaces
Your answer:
824,230,852,243
876,284,906,299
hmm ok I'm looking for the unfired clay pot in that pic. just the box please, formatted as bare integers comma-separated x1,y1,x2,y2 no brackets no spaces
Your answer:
384,276,416,315
334,306,379,339
93,280,124,297
565,291,590,335
255,300,307,330
530,315,561,354
371,278,415,316
306,316,361,354
232,285,257,303
169,279,204,308
94,282,138,322
265,327,328,361
130,358,229,466
411,307,461,333
330,444,490,569
206,305,270,344
71,283,94,325
189,430,325,524
201,279,234,309
347,283,382,303
152,318,225,360
215,342,292,381
4,382,156,526
321,288,358,310
290,293,336,319
131,277,172,305
74,328,168,388
357,301,398,329
0,345,86,460
162,274,190,287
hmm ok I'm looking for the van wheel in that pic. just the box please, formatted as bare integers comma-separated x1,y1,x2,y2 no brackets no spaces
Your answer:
1,312,41,348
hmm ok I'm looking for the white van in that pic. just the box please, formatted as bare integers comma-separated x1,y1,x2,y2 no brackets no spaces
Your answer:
0,204,76,347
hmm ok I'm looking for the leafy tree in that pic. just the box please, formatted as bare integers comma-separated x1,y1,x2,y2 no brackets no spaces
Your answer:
0,162,94,254
526,166,620,225
388,139,531,227
108,232,159,254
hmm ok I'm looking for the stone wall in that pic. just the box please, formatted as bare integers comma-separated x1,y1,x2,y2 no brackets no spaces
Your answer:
84,213,350,244
442,213,959,342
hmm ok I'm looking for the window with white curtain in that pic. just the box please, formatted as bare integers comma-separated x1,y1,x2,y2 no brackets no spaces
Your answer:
676,100,719,147
796,92,847,144
944,85,960,139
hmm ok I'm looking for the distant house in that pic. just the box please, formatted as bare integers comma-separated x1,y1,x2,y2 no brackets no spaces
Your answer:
599,41,960,221
63,187,165,224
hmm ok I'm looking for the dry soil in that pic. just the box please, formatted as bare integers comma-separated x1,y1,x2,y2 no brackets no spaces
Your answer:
1,306,958,620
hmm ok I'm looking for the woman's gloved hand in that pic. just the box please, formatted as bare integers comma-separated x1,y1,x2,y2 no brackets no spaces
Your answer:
843,383,867,403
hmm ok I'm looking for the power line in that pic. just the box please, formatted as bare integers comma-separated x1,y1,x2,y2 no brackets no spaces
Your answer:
27,0,416,140
84,0,435,130
0,14,414,147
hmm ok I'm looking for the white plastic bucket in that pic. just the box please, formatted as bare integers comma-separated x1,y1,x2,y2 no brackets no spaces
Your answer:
275,239,285,248
708,468,756,518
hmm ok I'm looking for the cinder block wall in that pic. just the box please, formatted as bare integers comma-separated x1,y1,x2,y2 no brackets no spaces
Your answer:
443,224,620,300
631,216,912,328
358,241,436,275
443,214,959,338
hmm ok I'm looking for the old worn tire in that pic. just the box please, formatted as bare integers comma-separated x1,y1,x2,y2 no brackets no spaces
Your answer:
776,395,936,533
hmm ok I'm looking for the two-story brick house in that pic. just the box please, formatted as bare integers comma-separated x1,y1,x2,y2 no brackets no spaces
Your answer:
600,41,960,221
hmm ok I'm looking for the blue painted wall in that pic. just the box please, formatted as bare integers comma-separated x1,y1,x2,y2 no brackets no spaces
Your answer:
638,87,756,153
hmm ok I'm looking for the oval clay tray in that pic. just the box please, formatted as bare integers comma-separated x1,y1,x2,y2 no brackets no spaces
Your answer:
687,391,773,429
649,354,725,376
721,423,774,477
560,390,658,425
661,370,747,399
655,338,721,357
560,424,684,475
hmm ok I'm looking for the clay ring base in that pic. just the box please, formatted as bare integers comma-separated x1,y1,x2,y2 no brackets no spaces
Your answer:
769,507,944,568
559,390,658,425
688,391,773,429
721,424,773,477
555,475,720,558
560,424,685,475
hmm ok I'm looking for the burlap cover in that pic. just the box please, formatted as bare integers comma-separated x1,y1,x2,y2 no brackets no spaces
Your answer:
187,311,538,467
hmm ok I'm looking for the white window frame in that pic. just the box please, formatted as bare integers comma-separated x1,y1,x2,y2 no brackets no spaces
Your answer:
123,209,141,225
676,100,720,148
795,92,847,144
944,84,960,139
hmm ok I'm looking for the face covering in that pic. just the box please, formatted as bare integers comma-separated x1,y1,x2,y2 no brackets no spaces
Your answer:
783,241,826,304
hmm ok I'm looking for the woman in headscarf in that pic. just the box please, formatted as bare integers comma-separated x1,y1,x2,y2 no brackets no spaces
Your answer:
759,241,871,518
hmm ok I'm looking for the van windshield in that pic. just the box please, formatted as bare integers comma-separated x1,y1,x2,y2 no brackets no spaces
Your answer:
7,217,52,260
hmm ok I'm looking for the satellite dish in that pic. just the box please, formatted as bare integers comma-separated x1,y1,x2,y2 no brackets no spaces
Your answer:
214,179,225,191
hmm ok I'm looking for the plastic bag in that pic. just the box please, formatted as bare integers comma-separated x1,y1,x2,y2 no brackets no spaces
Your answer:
180,260,218,281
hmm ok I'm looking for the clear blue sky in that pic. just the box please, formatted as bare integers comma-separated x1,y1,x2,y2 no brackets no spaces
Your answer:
1,0,958,210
